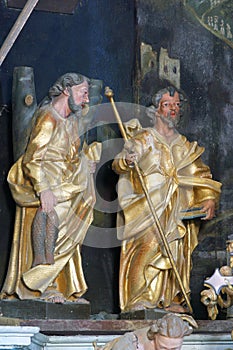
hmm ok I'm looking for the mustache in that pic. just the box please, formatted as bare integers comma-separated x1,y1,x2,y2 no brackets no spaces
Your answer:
157,111,181,128
167,111,181,125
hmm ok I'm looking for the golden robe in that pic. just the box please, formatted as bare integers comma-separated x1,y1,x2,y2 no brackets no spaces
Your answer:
1,104,101,300
112,119,221,312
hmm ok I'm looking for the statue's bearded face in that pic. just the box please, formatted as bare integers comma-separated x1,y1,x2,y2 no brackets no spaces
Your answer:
68,81,89,116
157,91,181,128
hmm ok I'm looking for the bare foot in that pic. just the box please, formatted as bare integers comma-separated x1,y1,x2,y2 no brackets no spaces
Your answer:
74,297,90,304
40,289,65,303
164,303,189,313
129,303,145,311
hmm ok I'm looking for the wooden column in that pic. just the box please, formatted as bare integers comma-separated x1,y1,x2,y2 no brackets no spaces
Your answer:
12,66,37,161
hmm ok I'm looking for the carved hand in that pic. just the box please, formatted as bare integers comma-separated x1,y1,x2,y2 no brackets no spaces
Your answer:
201,199,215,220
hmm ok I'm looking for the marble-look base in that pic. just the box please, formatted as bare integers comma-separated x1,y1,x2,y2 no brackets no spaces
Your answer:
30,333,233,350
0,325,39,349
0,319,232,349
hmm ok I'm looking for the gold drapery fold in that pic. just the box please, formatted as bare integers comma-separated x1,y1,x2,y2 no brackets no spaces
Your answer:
113,120,221,311
2,105,102,300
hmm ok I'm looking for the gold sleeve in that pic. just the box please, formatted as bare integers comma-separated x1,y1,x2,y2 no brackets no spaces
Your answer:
194,158,221,206
22,111,55,194
182,153,221,206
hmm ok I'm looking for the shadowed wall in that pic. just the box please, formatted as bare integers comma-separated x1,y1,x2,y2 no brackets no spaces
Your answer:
0,0,232,318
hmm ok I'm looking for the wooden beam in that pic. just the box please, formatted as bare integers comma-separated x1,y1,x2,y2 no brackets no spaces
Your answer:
7,0,80,14
0,0,39,67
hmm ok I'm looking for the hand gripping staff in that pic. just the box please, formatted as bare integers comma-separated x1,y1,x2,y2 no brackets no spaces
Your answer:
105,86,193,314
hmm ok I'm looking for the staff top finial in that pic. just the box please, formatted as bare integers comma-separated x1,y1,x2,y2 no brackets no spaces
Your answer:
104,86,114,98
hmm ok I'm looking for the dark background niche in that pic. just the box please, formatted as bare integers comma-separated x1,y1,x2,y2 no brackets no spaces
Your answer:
0,0,232,319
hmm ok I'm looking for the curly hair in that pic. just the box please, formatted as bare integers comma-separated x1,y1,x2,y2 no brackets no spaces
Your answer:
145,86,185,126
151,86,184,109
48,72,90,98
147,313,193,340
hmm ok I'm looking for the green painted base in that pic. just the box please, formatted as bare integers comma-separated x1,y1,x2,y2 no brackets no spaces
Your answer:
120,308,168,320
0,299,91,320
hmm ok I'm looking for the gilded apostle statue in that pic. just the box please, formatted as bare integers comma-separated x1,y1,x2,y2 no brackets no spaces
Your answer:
0,73,102,303
112,86,221,313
